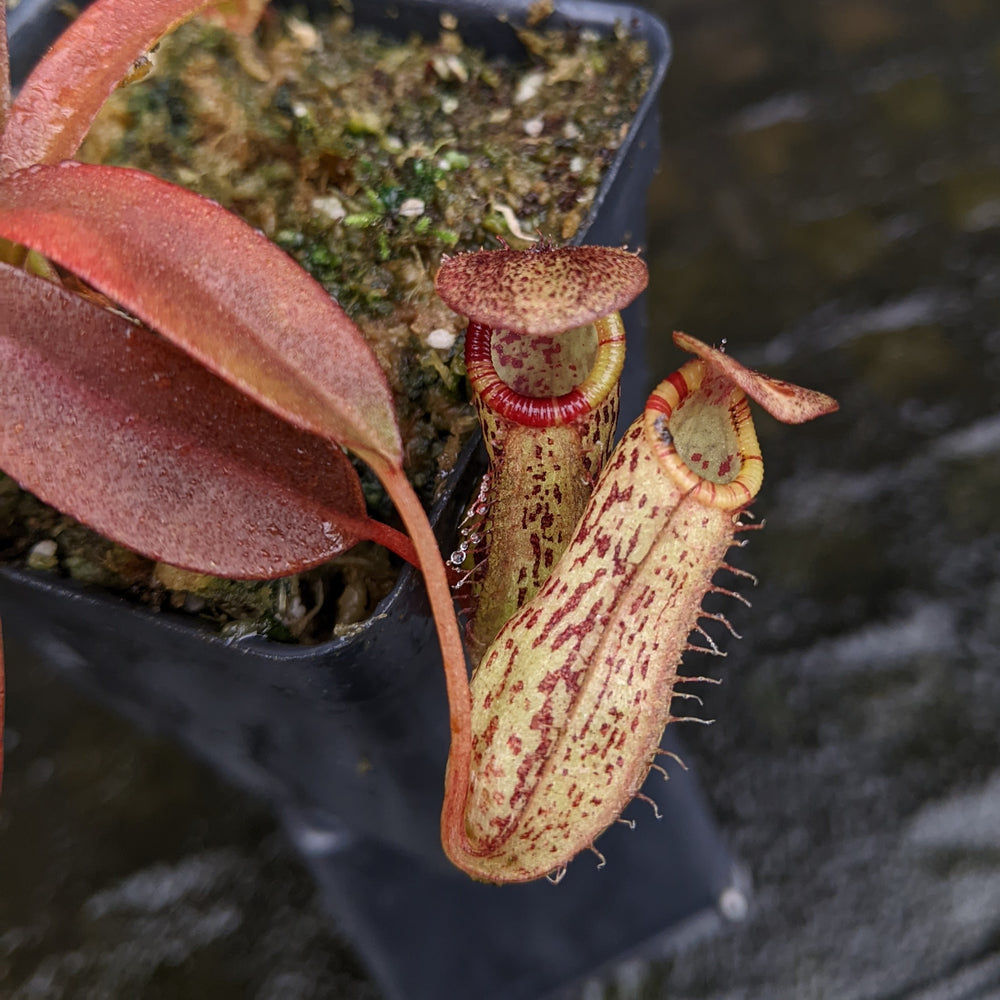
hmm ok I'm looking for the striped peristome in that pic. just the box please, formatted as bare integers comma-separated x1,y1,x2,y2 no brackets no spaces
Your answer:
442,332,838,883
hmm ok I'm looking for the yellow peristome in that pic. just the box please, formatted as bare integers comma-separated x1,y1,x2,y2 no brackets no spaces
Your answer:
643,357,764,508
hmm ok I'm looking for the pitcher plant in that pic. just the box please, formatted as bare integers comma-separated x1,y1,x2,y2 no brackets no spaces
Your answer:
0,0,838,881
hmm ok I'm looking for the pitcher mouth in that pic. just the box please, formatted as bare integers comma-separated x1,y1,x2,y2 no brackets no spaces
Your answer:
643,357,764,510
464,313,626,428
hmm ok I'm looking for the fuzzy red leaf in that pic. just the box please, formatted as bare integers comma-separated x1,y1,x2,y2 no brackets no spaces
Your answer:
0,263,415,576
0,0,220,177
0,163,403,469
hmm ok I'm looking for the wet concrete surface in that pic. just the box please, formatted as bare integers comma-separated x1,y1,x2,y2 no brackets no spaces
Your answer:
3,0,1000,997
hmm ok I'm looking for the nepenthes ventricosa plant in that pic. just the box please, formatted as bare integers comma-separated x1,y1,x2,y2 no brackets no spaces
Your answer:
437,246,838,883
0,0,836,889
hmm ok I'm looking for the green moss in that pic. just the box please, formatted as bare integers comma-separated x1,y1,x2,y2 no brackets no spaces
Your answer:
81,12,650,361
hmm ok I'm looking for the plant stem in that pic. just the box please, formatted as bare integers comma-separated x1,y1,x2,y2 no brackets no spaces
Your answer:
340,515,418,567
366,456,473,858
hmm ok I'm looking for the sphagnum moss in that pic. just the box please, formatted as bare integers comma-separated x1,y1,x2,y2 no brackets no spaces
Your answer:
1,7,650,641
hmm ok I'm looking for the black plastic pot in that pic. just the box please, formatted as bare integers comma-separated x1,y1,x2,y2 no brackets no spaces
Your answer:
1,3,744,998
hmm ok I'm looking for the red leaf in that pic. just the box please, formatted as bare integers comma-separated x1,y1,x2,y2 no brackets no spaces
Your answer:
0,0,216,176
0,263,413,577
0,163,403,469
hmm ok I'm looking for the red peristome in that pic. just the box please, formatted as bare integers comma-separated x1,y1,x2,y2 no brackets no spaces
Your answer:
479,383,592,427
465,320,595,427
